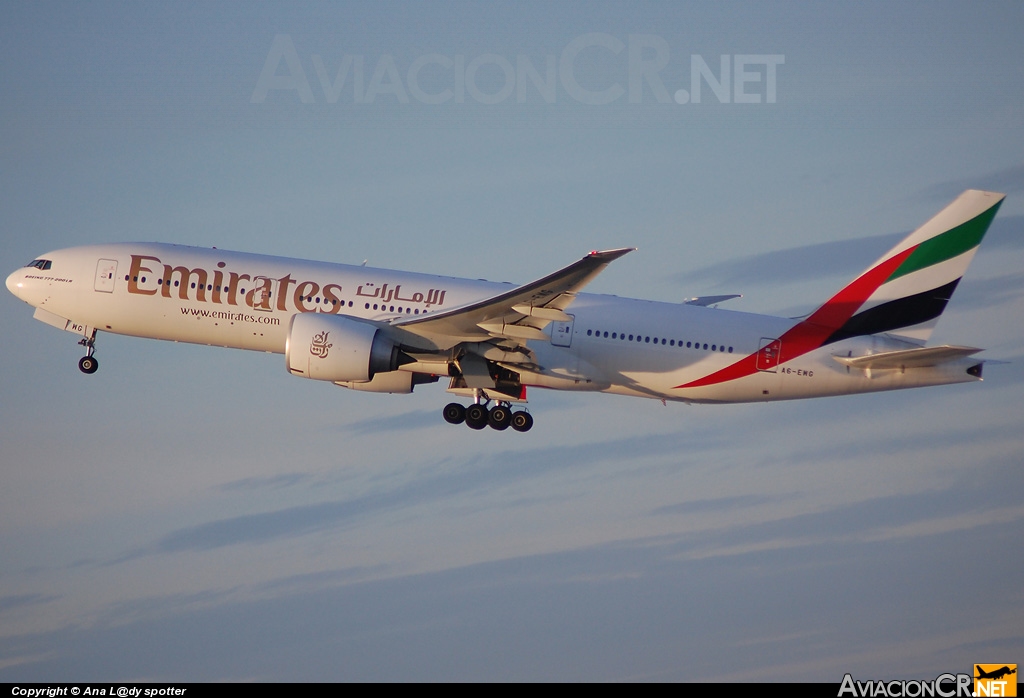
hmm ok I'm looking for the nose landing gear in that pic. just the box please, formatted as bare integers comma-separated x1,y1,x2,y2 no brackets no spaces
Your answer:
77,331,98,374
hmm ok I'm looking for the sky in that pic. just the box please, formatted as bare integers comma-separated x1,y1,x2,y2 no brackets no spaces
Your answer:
1,0,1023,682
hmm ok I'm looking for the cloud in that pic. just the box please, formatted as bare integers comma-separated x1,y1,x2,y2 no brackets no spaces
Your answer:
673,477,1024,561
338,408,442,435
0,593,59,613
673,215,1024,291
673,232,903,289
650,493,796,516
115,428,738,559
216,473,311,492
913,164,1024,202
4,502,1022,682
762,421,1019,472
951,271,1024,309
254,565,391,594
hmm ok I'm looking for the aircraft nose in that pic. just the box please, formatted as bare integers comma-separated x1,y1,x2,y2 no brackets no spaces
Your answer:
6,268,26,300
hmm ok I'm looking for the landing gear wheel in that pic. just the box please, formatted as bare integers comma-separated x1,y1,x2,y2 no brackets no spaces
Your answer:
488,405,511,431
511,411,533,432
443,402,466,425
78,356,99,374
465,404,489,430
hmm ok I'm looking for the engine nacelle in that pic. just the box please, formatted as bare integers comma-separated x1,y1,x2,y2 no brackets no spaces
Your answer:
335,371,414,393
285,313,405,382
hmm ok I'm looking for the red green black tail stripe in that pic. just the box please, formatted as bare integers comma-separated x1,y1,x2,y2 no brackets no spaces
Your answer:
674,195,1002,391
824,278,960,344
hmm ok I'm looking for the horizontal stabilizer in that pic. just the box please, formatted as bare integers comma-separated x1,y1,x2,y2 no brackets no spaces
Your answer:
832,344,981,370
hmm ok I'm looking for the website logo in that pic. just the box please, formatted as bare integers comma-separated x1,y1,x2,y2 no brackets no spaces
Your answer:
975,665,1017,697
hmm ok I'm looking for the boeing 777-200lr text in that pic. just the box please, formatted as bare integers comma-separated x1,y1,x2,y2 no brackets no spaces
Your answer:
6,190,1006,432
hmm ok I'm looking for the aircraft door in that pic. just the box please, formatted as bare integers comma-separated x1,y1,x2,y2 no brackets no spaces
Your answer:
757,337,782,372
550,315,574,347
247,276,279,312
94,259,118,293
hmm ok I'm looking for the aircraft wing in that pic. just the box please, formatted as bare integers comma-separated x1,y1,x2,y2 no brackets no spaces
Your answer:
391,248,634,348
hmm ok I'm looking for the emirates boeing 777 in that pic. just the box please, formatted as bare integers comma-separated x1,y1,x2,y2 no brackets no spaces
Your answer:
5,190,1005,432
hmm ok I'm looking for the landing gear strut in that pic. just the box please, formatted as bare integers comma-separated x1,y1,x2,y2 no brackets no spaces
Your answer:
441,398,533,433
77,331,98,374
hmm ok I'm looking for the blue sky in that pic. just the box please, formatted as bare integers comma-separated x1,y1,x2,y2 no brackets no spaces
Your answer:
1,1,1023,681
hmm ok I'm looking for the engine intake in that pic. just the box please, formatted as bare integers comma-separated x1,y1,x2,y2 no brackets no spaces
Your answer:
285,313,407,382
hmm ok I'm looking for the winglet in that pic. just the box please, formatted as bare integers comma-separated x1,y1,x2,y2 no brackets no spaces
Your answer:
587,247,636,261
684,294,742,307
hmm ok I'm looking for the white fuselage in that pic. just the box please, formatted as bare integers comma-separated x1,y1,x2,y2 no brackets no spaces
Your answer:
6,242,981,404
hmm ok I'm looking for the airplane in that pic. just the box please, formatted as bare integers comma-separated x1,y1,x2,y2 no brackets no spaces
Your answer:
5,189,1006,433
975,666,1016,681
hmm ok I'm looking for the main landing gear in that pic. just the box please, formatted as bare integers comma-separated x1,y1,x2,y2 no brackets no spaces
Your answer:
77,331,98,374
442,400,533,432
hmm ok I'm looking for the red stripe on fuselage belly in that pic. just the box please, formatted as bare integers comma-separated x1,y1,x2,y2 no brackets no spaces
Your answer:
674,247,915,389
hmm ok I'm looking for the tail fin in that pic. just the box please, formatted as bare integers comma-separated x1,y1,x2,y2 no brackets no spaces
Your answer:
811,189,1004,346
676,190,1004,390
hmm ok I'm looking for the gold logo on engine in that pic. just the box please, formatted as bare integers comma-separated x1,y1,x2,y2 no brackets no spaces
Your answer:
310,330,332,359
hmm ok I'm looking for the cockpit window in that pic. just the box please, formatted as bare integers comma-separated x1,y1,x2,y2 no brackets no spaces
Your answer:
26,259,52,270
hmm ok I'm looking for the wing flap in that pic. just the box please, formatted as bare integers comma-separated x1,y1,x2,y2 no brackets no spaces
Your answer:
476,320,550,341
510,303,573,322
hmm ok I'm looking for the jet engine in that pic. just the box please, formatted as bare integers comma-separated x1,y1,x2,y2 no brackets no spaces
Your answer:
285,313,409,382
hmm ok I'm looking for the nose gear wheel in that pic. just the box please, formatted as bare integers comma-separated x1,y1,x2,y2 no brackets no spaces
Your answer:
77,330,98,374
